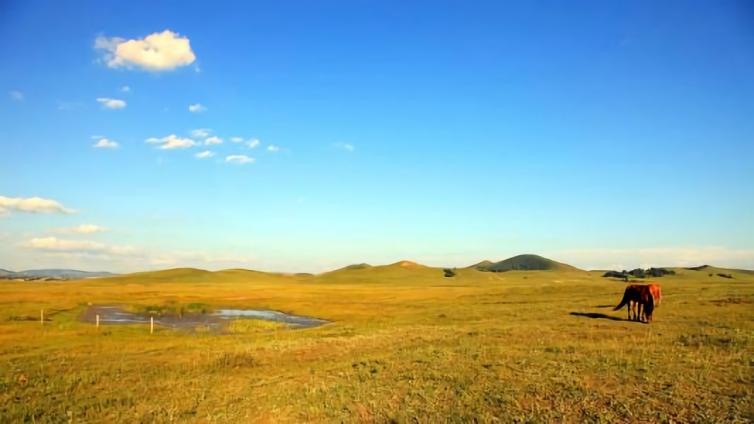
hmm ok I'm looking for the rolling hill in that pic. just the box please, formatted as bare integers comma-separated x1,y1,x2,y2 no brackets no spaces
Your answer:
470,254,581,272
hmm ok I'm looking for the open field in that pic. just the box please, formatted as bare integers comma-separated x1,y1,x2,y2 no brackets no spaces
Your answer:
1,263,753,422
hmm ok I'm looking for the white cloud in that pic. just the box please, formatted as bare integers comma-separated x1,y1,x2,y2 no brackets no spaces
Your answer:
190,128,212,139
96,97,126,109
334,142,355,152
0,196,74,216
266,144,280,152
146,134,196,150
148,251,257,269
94,30,196,71
204,136,223,145
225,155,254,164
246,138,260,149
58,224,106,235
230,137,244,143
9,90,24,101
18,236,258,272
24,237,137,257
195,150,215,159
548,246,754,271
92,137,119,149
120,85,131,92
188,103,206,113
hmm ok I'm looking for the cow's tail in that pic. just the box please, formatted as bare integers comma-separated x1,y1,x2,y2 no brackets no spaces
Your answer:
614,289,630,311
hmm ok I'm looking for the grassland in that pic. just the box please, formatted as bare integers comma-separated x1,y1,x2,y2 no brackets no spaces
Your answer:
0,262,752,422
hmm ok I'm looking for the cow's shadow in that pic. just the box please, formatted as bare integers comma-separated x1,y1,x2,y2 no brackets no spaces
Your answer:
569,312,625,321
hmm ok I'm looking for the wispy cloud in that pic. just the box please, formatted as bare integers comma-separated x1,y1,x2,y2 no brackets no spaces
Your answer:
96,97,126,109
266,144,280,152
20,237,256,272
0,195,74,216
204,136,223,145
57,224,106,235
146,134,196,150
57,101,83,111
230,137,244,143
188,103,206,113
24,237,137,257
333,142,355,152
92,137,119,149
9,90,24,101
225,154,254,164
94,30,196,71
246,138,260,149
191,128,212,139
548,246,754,271
120,85,131,92
195,150,215,159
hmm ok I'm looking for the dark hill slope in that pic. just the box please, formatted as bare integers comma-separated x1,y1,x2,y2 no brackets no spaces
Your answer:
472,254,581,272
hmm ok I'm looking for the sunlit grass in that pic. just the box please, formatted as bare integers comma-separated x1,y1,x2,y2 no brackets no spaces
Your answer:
0,265,752,422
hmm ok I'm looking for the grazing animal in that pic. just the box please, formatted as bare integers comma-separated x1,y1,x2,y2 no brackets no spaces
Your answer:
647,283,662,306
614,285,655,322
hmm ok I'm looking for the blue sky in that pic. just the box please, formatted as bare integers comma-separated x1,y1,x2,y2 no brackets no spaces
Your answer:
1,1,753,272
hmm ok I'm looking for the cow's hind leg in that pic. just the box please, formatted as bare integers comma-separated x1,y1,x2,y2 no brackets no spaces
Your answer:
627,301,633,320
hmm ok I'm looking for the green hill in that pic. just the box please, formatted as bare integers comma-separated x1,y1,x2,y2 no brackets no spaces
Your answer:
471,254,581,272
332,263,373,272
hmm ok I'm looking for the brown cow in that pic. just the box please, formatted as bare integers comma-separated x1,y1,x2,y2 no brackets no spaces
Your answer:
614,284,655,323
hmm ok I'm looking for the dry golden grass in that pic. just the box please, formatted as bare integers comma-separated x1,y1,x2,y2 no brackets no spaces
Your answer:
0,264,752,422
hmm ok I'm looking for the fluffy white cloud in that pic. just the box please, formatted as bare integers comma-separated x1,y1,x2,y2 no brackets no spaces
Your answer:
9,90,24,101
93,137,119,149
146,134,196,150
58,224,106,234
266,144,280,152
246,138,260,149
225,155,254,164
96,97,126,109
95,30,196,71
334,142,355,152
0,196,74,216
230,137,244,143
204,136,223,145
188,103,206,113
195,150,215,159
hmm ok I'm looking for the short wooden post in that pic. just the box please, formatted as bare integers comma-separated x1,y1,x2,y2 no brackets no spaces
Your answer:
40,309,44,325
150,316,154,334
96,314,100,329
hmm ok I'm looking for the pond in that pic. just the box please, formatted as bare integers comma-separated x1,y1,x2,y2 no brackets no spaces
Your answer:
80,305,329,331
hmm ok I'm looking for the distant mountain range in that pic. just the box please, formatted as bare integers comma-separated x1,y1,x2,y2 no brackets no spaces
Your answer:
3,255,751,282
0,269,116,280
